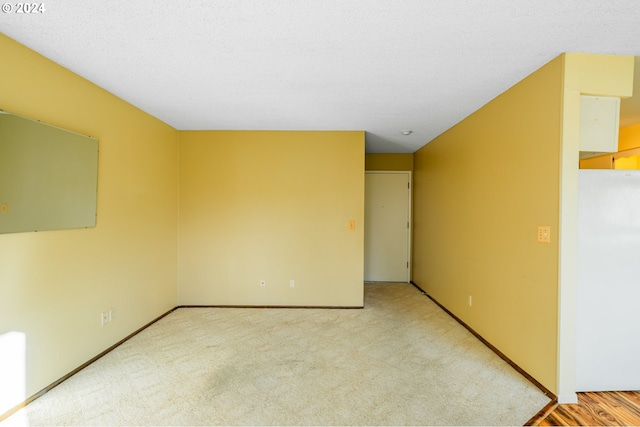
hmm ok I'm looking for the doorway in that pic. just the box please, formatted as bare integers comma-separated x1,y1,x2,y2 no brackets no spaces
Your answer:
364,171,412,282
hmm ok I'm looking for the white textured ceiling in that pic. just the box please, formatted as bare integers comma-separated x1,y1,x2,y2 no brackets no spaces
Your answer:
2,0,640,152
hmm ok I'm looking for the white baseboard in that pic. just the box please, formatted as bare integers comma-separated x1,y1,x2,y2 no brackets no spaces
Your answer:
557,393,578,404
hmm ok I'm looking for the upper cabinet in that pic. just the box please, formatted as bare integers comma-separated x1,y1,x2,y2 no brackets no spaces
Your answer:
579,95,620,159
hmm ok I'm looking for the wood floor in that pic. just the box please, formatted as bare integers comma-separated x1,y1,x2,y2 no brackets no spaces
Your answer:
532,391,640,426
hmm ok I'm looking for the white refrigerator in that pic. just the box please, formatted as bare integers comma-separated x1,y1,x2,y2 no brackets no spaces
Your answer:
577,169,640,391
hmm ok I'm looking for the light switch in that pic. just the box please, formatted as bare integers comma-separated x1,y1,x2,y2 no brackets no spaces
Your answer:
348,220,355,231
537,226,551,243
1,203,8,214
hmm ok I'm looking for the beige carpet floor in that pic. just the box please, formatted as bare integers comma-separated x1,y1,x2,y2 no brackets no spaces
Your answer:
2,283,550,426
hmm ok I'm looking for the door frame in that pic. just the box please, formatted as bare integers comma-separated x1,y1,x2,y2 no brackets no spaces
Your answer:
364,171,413,282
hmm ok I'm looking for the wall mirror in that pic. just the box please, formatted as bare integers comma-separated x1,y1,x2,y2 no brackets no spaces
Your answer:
0,110,98,234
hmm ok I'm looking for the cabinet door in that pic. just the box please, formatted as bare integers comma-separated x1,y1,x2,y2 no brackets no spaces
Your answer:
580,95,620,155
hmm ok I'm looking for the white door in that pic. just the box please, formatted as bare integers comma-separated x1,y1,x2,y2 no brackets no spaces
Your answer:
364,172,411,282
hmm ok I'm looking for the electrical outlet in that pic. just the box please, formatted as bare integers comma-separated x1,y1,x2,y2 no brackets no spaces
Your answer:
537,225,551,243
100,311,109,326
290,279,295,288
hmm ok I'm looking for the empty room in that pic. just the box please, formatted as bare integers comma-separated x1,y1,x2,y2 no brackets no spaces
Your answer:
1,1,640,425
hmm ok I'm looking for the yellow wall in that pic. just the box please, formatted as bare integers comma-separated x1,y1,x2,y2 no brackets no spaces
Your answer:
179,131,364,307
413,53,634,397
580,154,613,169
413,56,565,392
0,34,179,414
580,149,640,170
365,153,413,171
614,155,639,169
580,124,640,169
619,123,640,151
